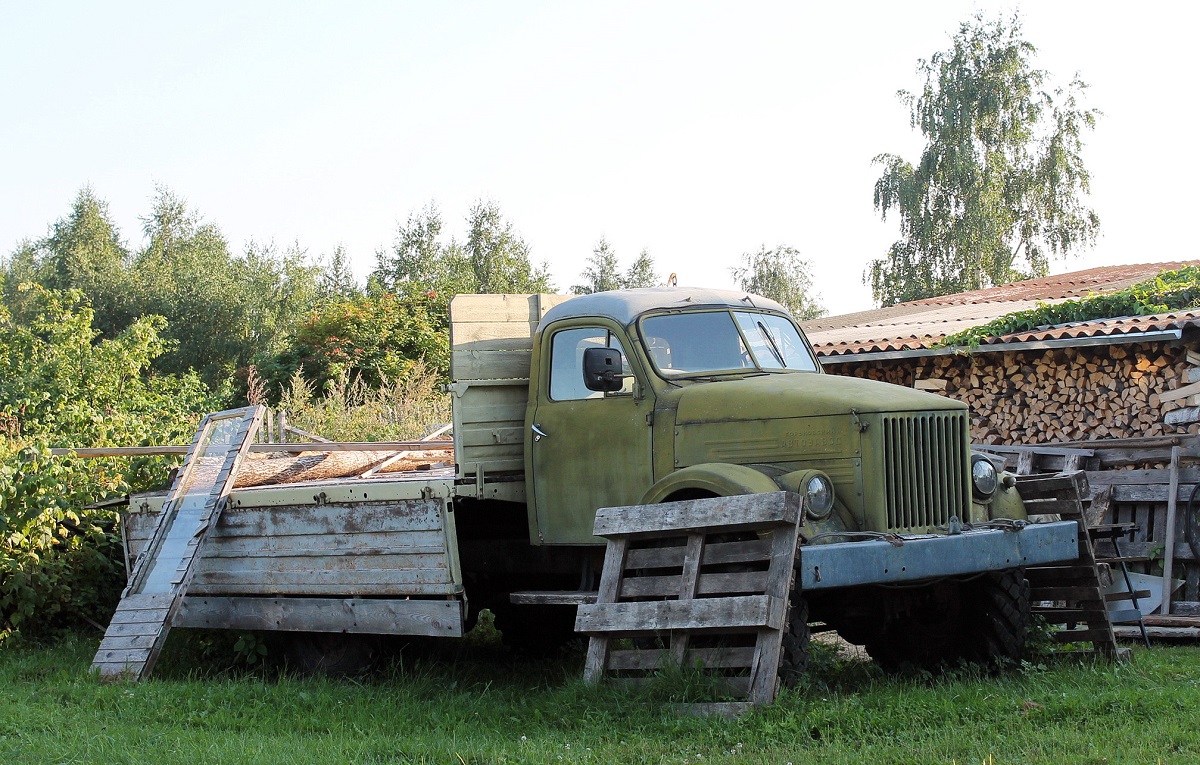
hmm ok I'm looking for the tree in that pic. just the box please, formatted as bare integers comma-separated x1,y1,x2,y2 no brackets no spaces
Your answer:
730,245,825,320
572,237,622,294
572,239,659,294
2,188,133,336
465,201,553,294
316,245,363,302
623,248,659,289
370,204,475,323
867,13,1100,307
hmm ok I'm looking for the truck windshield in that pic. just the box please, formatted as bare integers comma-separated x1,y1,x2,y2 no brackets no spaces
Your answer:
640,310,818,377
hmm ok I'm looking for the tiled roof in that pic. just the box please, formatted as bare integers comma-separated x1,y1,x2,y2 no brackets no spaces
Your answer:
802,262,1200,358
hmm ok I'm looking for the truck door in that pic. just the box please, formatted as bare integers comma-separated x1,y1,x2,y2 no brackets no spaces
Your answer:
530,324,654,545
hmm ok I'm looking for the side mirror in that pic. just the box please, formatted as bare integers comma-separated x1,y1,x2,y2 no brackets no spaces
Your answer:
582,347,625,392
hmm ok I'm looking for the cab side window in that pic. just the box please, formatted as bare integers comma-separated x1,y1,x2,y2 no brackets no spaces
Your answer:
549,328,632,401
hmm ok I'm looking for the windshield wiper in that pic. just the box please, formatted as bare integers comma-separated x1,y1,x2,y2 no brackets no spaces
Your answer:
756,321,787,368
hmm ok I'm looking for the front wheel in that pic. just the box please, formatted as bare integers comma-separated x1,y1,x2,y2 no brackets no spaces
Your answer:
962,569,1030,665
777,592,811,687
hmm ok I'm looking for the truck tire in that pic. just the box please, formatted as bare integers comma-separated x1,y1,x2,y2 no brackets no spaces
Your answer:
777,593,811,687
963,569,1030,664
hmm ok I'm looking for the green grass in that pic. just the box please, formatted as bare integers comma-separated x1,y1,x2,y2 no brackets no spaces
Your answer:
2,633,1199,765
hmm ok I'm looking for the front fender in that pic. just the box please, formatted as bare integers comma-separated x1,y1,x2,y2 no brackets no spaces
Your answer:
639,463,780,504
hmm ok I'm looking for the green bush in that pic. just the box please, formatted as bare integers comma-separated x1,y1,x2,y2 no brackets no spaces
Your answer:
257,290,449,400
0,286,219,640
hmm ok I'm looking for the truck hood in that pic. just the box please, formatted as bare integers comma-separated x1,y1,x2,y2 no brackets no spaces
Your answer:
673,372,964,425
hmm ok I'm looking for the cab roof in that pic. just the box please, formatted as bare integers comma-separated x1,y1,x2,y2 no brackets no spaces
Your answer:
539,288,789,329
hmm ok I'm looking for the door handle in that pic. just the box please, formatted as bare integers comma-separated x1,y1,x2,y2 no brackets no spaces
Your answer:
531,424,549,441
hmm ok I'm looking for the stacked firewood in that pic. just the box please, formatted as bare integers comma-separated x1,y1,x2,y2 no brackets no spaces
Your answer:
828,341,1199,444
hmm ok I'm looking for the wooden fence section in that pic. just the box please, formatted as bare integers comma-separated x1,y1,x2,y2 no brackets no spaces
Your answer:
576,493,804,711
978,435,1200,617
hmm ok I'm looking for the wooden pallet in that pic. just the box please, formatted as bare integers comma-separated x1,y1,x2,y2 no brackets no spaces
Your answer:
1017,472,1122,659
575,492,804,711
92,406,264,680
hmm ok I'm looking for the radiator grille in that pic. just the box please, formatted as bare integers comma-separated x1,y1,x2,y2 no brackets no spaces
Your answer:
881,412,969,531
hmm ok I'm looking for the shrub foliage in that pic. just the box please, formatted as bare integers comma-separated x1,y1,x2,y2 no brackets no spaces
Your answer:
0,286,218,640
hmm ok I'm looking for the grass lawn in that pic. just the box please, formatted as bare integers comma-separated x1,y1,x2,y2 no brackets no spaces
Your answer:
1,631,1198,765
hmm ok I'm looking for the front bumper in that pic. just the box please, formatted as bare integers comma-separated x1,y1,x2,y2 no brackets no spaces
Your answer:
798,520,1079,590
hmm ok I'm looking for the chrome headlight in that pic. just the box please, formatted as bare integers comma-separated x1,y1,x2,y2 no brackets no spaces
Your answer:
971,454,999,499
803,473,835,519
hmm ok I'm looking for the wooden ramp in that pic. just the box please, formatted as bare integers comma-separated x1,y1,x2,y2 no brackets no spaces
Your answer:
1018,472,1122,659
93,406,264,680
575,492,804,711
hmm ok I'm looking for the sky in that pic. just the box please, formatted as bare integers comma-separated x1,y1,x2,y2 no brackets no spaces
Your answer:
1,1,1196,316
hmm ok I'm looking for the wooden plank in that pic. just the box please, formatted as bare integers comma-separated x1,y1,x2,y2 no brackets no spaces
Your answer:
1114,624,1200,639
196,547,449,568
1021,498,1084,515
1158,380,1200,403
97,633,159,651
451,321,538,349
1110,484,1200,503
620,571,769,599
1028,586,1108,601
509,591,598,605
669,534,705,666
1052,629,1113,644
92,647,154,665
451,350,532,381
174,596,463,637
93,661,145,677
593,493,801,537
576,594,784,634
1014,472,1089,498
113,593,176,610
1085,469,1200,486
583,537,628,684
449,293,572,324
1092,541,1196,562
196,567,455,588
1162,446,1182,615
607,646,757,671
1016,451,1035,475
976,444,1096,457
625,538,773,569
182,581,461,597
106,607,172,626
125,523,450,560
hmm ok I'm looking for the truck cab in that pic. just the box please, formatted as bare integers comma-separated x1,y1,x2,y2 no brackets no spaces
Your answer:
524,288,1017,547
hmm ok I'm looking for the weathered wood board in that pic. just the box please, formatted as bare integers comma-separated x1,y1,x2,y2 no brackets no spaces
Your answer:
123,495,463,598
175,596,463,637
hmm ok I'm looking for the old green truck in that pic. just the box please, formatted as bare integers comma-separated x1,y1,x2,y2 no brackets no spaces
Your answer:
123,288,1079,674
